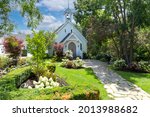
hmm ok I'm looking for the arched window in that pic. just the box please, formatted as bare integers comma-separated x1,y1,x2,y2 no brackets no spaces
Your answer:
80,43,82,51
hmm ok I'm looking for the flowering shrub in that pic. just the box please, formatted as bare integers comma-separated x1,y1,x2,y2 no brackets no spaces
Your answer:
31,76,59,89
65,50,73,59
113,59,127,70
3,36,24,59
61,57,84,69
73,57,84,68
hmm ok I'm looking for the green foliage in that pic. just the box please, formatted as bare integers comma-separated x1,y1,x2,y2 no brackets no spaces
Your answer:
138,61,150,73
46,63,56,73
0,0,42,35
75,0,150,65
8,86,99,100
21,49,27,56
113,59,127,70
26,31,55,76
0,56,10,69
0,67,31,99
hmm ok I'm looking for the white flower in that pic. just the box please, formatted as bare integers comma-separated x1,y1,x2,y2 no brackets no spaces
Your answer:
43,77,48,82
28,86,32,89
35,85,40,88
40,83,45,88
39,76,43,82
33,81,38,85
49,78,53,82
45,81,50,86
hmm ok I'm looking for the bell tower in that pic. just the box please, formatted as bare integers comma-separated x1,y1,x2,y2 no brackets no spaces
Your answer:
64,0,72,22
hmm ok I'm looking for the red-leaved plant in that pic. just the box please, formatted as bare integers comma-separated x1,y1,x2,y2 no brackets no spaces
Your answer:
53,43,64,58
3,36,24,59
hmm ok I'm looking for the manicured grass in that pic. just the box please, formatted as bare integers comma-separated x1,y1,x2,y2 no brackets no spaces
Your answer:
117,71,150,94
55,64,110,100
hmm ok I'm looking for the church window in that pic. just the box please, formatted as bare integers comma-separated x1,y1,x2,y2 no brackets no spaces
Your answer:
80,43,82,51
65,29,66,32
71,29,72,33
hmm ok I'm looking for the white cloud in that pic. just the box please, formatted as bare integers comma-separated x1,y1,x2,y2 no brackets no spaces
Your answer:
37,15,63,31
37,0,76,11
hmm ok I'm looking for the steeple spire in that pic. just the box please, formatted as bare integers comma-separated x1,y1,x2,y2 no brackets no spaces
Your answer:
68,0,69,9
64,0,72,22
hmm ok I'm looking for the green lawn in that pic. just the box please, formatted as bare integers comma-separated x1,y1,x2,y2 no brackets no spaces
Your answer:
55,63,110,99
117,71,150,94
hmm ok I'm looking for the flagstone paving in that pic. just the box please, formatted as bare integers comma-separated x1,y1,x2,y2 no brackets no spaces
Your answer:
84,60,150,100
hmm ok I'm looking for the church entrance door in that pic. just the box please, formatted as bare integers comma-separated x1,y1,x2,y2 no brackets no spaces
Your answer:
68,42,76,58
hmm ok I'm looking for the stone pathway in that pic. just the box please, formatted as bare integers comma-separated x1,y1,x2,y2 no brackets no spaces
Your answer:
84,60,150,100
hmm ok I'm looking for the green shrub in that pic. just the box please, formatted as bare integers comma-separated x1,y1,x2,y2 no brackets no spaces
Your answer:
138,61,150,73
0,67,32,99
46,64,56,73
21,49,27,56
113,59,127,70
0,56,10,69
0,67,31,89
8,85,99,100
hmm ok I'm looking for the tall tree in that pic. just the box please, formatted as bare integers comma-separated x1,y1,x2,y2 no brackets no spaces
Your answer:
74,0,113,55
0,0,42,36
74,0,150,65
105,0,150,65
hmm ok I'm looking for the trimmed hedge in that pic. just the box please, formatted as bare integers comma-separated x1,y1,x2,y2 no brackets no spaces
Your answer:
0,67,31,99
9,85,99,100
0,67,100,100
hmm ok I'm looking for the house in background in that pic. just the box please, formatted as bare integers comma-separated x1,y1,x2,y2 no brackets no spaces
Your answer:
52,7,88,58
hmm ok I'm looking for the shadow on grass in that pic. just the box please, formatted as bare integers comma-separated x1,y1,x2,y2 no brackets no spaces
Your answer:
117,71,150,84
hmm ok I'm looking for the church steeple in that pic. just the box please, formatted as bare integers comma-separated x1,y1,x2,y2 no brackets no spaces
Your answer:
64,0,72,22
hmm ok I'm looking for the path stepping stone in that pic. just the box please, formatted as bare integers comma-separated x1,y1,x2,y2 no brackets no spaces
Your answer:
84,60,150,100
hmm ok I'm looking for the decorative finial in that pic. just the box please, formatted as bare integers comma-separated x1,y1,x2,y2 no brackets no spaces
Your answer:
68,0,70,9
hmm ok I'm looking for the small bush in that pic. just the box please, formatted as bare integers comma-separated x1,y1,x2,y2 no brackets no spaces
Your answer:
17,57,27,66
73,57,84,68
66,60,74,68
113,59,127,70
138,61,150,73
46,64,56,73
61,58,84,69
0,56,10,69
21,49,27,56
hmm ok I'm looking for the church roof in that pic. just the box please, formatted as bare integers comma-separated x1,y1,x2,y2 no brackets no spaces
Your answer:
60,32,72,43
54,23,65,33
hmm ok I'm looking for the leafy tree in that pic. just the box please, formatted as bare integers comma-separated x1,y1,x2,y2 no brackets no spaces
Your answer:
26,31,55,77
3,36,24,59
135,27,150,62
74,0,150,66
0,0,42,36
74,0,114,56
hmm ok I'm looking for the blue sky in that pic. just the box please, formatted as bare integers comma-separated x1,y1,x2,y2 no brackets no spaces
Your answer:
10,0,76,34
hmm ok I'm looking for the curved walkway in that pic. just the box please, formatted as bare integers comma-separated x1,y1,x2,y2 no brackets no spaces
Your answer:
84,60,150,100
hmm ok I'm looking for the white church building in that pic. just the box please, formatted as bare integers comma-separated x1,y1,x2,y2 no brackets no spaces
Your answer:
53,7,87,58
